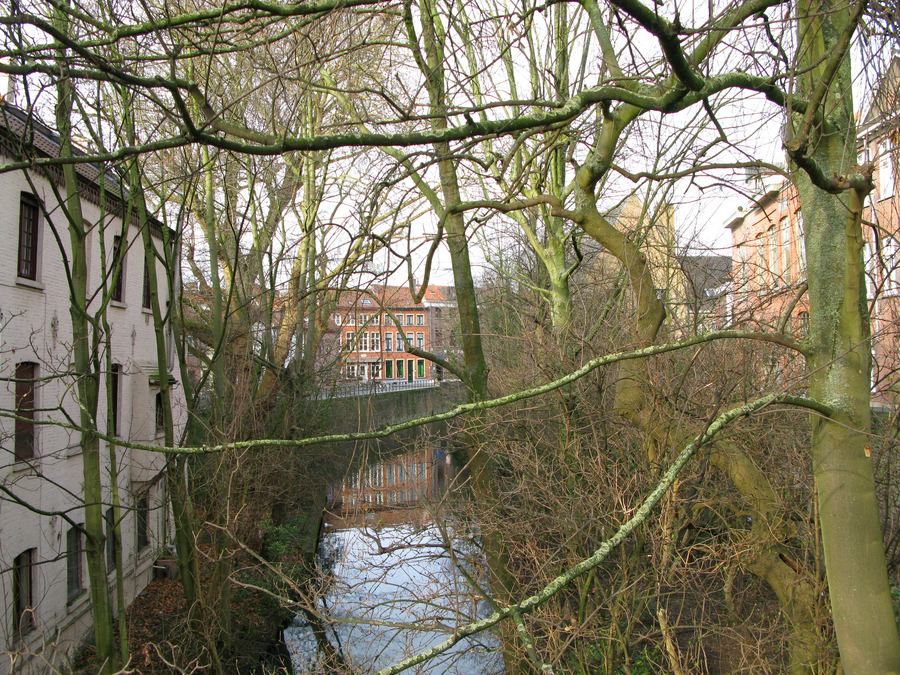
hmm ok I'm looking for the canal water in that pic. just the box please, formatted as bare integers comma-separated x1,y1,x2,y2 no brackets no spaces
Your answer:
284,432,503,674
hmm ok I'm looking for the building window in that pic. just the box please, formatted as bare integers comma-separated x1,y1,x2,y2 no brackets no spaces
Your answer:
346,364,357,379
779,188,789,212
105,508,117,570
768,227,778,286
359,364,368,380
406,332,413,351
885,237,899,293
67,526,84,602
417,359,425,378
880,140,895,199
865,241,876,298
372,362,381,379
136,494,150,550
385,360,393,378
15,362,37,462
756,233,766,291
142,258,152,309
435,308,442,318
13,549,35,636
416,314,424,326
348,314,356,325
345,332,355,351
109,364,121,437
416,332,424,348
360,332,369,351
18,193,40,281
781,217,792,283
796,210,806,273
110,235,125,302
371,332,381,351
385,333,393,352
155,392,164,435
333,313,342,326
406,314,414,325
373,314,380,325
396,359,404,379
797,311,810,337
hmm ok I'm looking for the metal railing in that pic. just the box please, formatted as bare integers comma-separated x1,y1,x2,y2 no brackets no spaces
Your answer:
324,378,447,399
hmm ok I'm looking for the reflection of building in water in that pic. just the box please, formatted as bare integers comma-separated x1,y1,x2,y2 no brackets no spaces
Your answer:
327,445,457,527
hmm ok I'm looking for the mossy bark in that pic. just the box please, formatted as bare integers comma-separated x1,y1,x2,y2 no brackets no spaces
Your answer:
791,0,900,670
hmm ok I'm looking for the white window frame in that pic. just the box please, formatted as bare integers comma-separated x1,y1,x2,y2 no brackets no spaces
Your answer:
885,236,899,293
880,140,895,199
781,217,792,284
768,227,779,287
756,233,766,292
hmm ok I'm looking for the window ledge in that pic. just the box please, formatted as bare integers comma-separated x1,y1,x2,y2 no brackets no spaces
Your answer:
67,591,89,610
110,300,127,309
15,277,44,291
879,193,895,202
141,307,153,315
10,458,38,473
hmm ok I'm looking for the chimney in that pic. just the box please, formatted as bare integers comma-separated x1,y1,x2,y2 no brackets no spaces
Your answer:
0,57,12,103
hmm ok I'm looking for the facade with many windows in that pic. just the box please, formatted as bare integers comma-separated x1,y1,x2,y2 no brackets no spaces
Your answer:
327,284,456,383
327,443,458,528
0,103,186,671
726,58,900,400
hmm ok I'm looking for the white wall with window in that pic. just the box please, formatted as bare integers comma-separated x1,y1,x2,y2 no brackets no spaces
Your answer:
0,104,187,668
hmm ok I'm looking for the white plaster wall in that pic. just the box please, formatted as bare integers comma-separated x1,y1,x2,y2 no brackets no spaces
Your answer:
0,156,187,673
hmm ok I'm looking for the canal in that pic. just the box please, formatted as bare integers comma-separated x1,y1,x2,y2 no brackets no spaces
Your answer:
285,427,503,674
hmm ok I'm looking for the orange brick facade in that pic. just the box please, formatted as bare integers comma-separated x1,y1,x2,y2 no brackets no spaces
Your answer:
327,285,456,382
727,95,899,402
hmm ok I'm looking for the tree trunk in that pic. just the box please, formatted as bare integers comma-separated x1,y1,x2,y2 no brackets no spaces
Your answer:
792,0,900,669
54,46,117,673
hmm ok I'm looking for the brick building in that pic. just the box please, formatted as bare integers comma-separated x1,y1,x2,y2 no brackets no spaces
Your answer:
726,57,899,399
0,103,186,671
327,284,456,382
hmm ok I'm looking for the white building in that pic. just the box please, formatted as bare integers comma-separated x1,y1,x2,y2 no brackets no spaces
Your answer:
0,103,186,672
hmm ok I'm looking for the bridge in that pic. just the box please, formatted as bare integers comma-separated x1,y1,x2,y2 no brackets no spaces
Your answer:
326,380,466,434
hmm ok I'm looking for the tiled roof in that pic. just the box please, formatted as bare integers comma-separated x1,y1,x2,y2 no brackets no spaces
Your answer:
335,284,454,309
0,102,170,239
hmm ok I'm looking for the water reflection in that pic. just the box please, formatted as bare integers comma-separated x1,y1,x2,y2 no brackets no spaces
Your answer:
286,433,502,674
327,440,457,528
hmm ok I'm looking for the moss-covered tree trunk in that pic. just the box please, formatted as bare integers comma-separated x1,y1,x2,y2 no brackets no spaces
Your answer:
54,32,117,674
789,1,900,670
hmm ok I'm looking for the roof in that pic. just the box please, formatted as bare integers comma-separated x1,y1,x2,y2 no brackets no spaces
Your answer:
0,102,170,240
334,284,455,310
680,255,732,299
860,56,900,131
